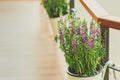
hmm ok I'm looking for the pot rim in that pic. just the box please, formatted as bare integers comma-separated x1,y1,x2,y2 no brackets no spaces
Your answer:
67,65,103,78
49,13,68,19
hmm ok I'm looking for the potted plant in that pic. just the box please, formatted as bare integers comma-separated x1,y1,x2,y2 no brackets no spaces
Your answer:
41,0,69,35
55,11,106,80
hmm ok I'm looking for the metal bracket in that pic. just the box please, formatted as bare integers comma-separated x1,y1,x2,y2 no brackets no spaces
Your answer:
109,64,120,72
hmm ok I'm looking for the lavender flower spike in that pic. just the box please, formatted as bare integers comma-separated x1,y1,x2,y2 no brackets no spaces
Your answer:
72,40,76,55
59,31,64,41
88,43,93,48
103,34,107,39
77,27,81,35
95,27,101,37
72,40,76,49
88,38,94,48
81,37,85,43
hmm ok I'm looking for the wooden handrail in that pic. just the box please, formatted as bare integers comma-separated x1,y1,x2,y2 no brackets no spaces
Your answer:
79,0,120,30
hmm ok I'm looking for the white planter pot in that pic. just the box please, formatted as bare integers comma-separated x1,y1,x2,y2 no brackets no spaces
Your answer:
67,66,103,80
49,17,60,36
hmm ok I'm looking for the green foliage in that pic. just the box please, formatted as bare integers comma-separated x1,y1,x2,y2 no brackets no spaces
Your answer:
56,11,106,76
41,0,68,18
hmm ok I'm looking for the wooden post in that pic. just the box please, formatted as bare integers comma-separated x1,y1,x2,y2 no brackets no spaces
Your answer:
101,27,109,80
70,0,74,13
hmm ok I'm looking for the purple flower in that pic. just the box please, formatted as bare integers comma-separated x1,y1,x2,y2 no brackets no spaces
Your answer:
95,28,101,37
102,33,107,43
90,38,94,43
81,34,87,43
103,34,107,39
88,38,94,48
59,31,64,41
88,43,94,48
77,27,81,35
81,37,85,43
72,40,76,55
72,40,76,49
90,22,95,37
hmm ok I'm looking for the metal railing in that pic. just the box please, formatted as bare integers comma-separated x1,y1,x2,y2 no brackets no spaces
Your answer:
109,64,120,72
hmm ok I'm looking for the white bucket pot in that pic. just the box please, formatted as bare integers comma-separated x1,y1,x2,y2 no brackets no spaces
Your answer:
49,17,60,36
67,66,103,80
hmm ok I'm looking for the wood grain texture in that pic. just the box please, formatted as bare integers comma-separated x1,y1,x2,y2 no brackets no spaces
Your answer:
99,16,120,30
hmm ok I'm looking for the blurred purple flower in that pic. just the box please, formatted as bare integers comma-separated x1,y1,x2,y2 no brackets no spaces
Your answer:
90,22,95,37
88,43,93,48
72,40,76,49
102,33,107,44
77,27,81,35
81,37,85,43
103,34,107,39
88,38,94,48
95,28,101,37
72,40,76,55
59,31,64,41
90,38,94,43
81,35,87,44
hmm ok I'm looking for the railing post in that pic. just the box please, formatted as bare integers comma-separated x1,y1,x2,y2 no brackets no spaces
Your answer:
101,27,109,80
70,0,74,13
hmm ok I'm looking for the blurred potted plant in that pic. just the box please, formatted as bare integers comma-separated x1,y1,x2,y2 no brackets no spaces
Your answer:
41,0,69,35
55,11,106,80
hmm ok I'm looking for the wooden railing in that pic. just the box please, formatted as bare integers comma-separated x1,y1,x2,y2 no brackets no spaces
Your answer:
79,0,120,30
